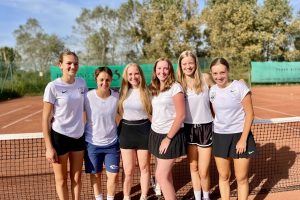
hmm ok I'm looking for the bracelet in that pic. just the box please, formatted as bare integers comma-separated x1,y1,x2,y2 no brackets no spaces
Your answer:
166,135,172,140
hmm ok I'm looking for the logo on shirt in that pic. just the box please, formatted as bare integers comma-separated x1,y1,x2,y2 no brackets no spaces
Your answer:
61,90,67,94
78,87,85,94
210,91,216,101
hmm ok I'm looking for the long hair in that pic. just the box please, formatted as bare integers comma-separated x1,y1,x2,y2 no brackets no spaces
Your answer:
177,50,203,94
118,63,152,116
149,58,176,96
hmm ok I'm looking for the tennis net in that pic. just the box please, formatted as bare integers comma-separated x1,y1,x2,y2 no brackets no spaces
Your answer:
0,117,299,199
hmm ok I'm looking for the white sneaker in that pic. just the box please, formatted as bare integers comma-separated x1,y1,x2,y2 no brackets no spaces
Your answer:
139,196,147,200
155,184,161,196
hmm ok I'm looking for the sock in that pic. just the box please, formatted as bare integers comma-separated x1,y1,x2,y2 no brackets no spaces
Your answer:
123,196,131,200
95,193,103,200
194,190,201,200
140,194,147,200
107,195,114,200
203,191,209,199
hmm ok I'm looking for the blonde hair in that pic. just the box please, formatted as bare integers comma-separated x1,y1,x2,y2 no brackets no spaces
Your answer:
177,50,203,94
149,58,176,96
118,63,152,116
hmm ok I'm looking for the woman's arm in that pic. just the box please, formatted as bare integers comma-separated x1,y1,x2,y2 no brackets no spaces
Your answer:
42,102,58,163
203,73,214,88
236,93,254,154
159,92,185,154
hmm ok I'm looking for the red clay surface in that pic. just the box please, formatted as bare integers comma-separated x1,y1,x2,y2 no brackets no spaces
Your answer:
0,85,300,199
1,85,299,134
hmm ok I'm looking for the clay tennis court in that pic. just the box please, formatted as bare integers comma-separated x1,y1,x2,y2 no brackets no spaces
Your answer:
1,85,299,134
0,85,299,199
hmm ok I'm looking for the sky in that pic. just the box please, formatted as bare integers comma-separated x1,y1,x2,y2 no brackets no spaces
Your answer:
0,0,300,49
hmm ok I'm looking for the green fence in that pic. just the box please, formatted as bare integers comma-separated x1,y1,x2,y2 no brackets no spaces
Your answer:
251,62,300,83
50,64,179,89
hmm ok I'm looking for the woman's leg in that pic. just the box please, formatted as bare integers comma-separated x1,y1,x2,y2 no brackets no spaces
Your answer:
187,145,201,200
155,158,176,200
198,146,212,198
234,158,250,200
106,171,118,197
121,149,137,197
53,153,69,200
69,150,84,200
137,149,151,198
214,157,231,200
90,173,102,198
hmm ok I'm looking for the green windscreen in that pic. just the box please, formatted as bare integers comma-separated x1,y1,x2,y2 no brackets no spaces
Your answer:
251,62,300,83
50,64,178,88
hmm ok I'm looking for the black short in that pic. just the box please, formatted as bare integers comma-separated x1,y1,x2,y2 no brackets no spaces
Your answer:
119,119,151,150
148,128,186,159
184,122,213,147
212,132,256,159
51,129,85,156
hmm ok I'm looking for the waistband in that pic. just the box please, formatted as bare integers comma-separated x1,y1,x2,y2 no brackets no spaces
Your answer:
122,119,150,125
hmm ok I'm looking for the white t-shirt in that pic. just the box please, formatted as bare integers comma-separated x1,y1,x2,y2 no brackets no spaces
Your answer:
184,80,213,124
209,80,250,134
123,88,148,120
84,89,119,146
151,82,184,134
43,77,87,138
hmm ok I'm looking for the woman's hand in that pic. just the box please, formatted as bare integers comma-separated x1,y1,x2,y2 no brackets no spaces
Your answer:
159,137,171,154
46,147,58,163
236,139,247,154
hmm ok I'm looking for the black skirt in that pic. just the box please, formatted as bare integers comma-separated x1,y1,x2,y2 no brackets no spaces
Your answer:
119,119,151,150
148,128,186,159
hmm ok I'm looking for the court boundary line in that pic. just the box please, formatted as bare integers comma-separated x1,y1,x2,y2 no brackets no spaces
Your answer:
1,110,42,129
0,105,31,117
254,106,298,117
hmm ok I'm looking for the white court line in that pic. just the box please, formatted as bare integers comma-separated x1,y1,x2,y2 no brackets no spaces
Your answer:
253,106,298,117
0,105,31,117
0,132,43,140
1,110,42,129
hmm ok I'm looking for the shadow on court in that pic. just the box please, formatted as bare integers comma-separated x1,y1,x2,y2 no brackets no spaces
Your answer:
249,143,296,200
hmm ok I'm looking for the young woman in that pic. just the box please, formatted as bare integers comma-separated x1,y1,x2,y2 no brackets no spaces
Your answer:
177,50,214,200
118,63,152,200
84,67,120,200
148,58,186,200
209,58,256,200
42,50,87,200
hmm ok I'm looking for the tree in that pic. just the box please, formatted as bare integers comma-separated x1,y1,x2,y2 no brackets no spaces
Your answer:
0,47,20,79
14,18,65,72
256,0,300,61
201,0,258,77
134,0,203,61
74,6,119,65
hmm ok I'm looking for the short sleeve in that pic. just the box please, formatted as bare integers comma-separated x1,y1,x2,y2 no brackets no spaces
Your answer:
238,81,250,100
171,82,183,97
43,82,56,104
78,77,88,93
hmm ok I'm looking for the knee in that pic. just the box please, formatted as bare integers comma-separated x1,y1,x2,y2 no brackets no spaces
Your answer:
236,175,248,185
155,170,168,183
189,163,198,173
199,170,209,180
124,169,134,180
140,164,150,175
218,172,231,182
